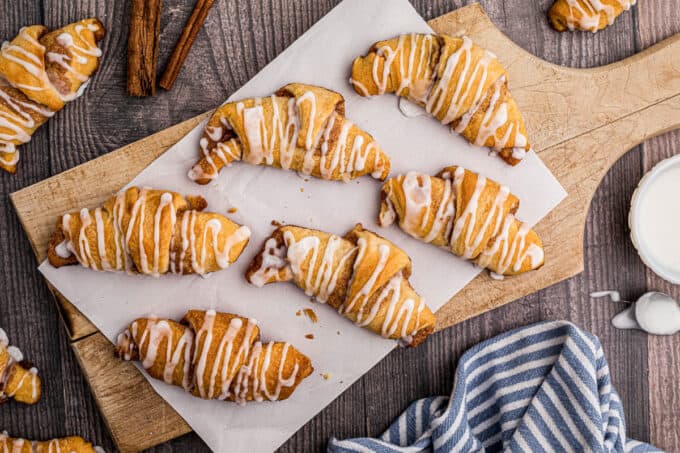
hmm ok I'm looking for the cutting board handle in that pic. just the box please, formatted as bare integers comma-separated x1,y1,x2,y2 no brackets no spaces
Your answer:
429,3,680,155
430,4,680,329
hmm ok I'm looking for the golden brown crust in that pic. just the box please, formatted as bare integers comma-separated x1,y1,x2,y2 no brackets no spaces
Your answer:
46,220,78,267
548,0,634,33
0,433,96,453
117,310,312,403
350,33,530,165
229,342,313,402
47,187,251,276
0,19,105,174
189,83,391,183
0,335,41,405
247,223,436,347
380,167,544,276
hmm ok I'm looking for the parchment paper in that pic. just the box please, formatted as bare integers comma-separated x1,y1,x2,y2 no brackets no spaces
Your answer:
39,0,567,451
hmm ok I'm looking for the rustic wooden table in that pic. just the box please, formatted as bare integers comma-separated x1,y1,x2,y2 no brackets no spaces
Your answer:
1,1,678,452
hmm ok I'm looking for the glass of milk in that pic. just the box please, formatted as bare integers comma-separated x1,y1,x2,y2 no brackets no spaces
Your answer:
629,154,680,284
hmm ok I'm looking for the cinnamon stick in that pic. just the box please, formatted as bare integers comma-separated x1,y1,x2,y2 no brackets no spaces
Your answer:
127,0,163,96
159,0,216,91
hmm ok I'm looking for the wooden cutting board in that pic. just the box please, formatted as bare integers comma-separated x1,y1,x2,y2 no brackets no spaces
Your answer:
10,3,680,452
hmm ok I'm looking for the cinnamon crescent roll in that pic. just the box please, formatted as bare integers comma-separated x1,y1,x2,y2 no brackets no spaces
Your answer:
549,0,636,32
0,328,41,405
379,167,544,277
350,33,531,165
189,83,391,184
246,224,435,346
0,19,105,173
0,432,97,453
116,310,313,403
47,187,251,276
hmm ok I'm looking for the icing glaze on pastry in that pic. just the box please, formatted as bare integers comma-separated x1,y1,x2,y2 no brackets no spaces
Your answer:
48,187,251,276
246,224,436,347
351,33,530,165
0,19,105,173
0,328,41,405
117,310,312,404
0,431,98,452
380,167,544,276
189,83,391,184
549,0,636,32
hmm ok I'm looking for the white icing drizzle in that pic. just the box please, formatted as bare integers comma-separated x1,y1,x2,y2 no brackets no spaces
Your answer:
0,328,39,403
130,317,194,391
560,0,636,32
58,189,250,276
0,25,100,104
385,169,543,275
192,89,384,182
46,25,103,83
0,431,97,452
282,230,356,304
231,341,300,404
0,142,19,167
353,33,528,160
246,237,292,287
0,22,102,171
119,310,303,404
249,228,430,343
477,214,544,274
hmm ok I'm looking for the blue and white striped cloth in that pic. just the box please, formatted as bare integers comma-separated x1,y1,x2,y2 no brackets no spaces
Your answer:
329,321,661,453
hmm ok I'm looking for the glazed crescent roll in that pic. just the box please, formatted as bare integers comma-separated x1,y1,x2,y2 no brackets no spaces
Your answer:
47,187,251,276
189,83,391,184
548,0,636,32
116,310,313,403
0,19,105,173
0,432,97,453
0,328,41,405
246,224,435,346
350,33,530,165
379,167,544,277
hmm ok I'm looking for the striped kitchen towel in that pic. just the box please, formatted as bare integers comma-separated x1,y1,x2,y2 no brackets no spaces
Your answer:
329,321,662,453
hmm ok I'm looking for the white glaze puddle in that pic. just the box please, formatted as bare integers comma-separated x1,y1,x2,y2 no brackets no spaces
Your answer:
592,290,680,335
398,97,426,118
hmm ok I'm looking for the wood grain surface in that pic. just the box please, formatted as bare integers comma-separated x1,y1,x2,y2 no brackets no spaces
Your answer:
1,1,679,452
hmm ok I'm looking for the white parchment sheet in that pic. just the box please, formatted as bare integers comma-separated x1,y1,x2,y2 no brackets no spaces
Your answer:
40,0,567,451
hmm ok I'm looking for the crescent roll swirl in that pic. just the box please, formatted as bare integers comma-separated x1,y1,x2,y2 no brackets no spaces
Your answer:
47,187,251,276
350,33,531,165
379,167,544,277
0,328,40,405
549,0,636,32
0,19,105,173
246,224,435,347
0,432,98,452
188,83,391,184
116,310,313,403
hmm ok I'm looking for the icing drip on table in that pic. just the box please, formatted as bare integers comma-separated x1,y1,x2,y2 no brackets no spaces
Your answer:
592,290,680,335
0,328,39,403
192,88,386,183
560,0,636,32
351,33,528,160
59,188,250,276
